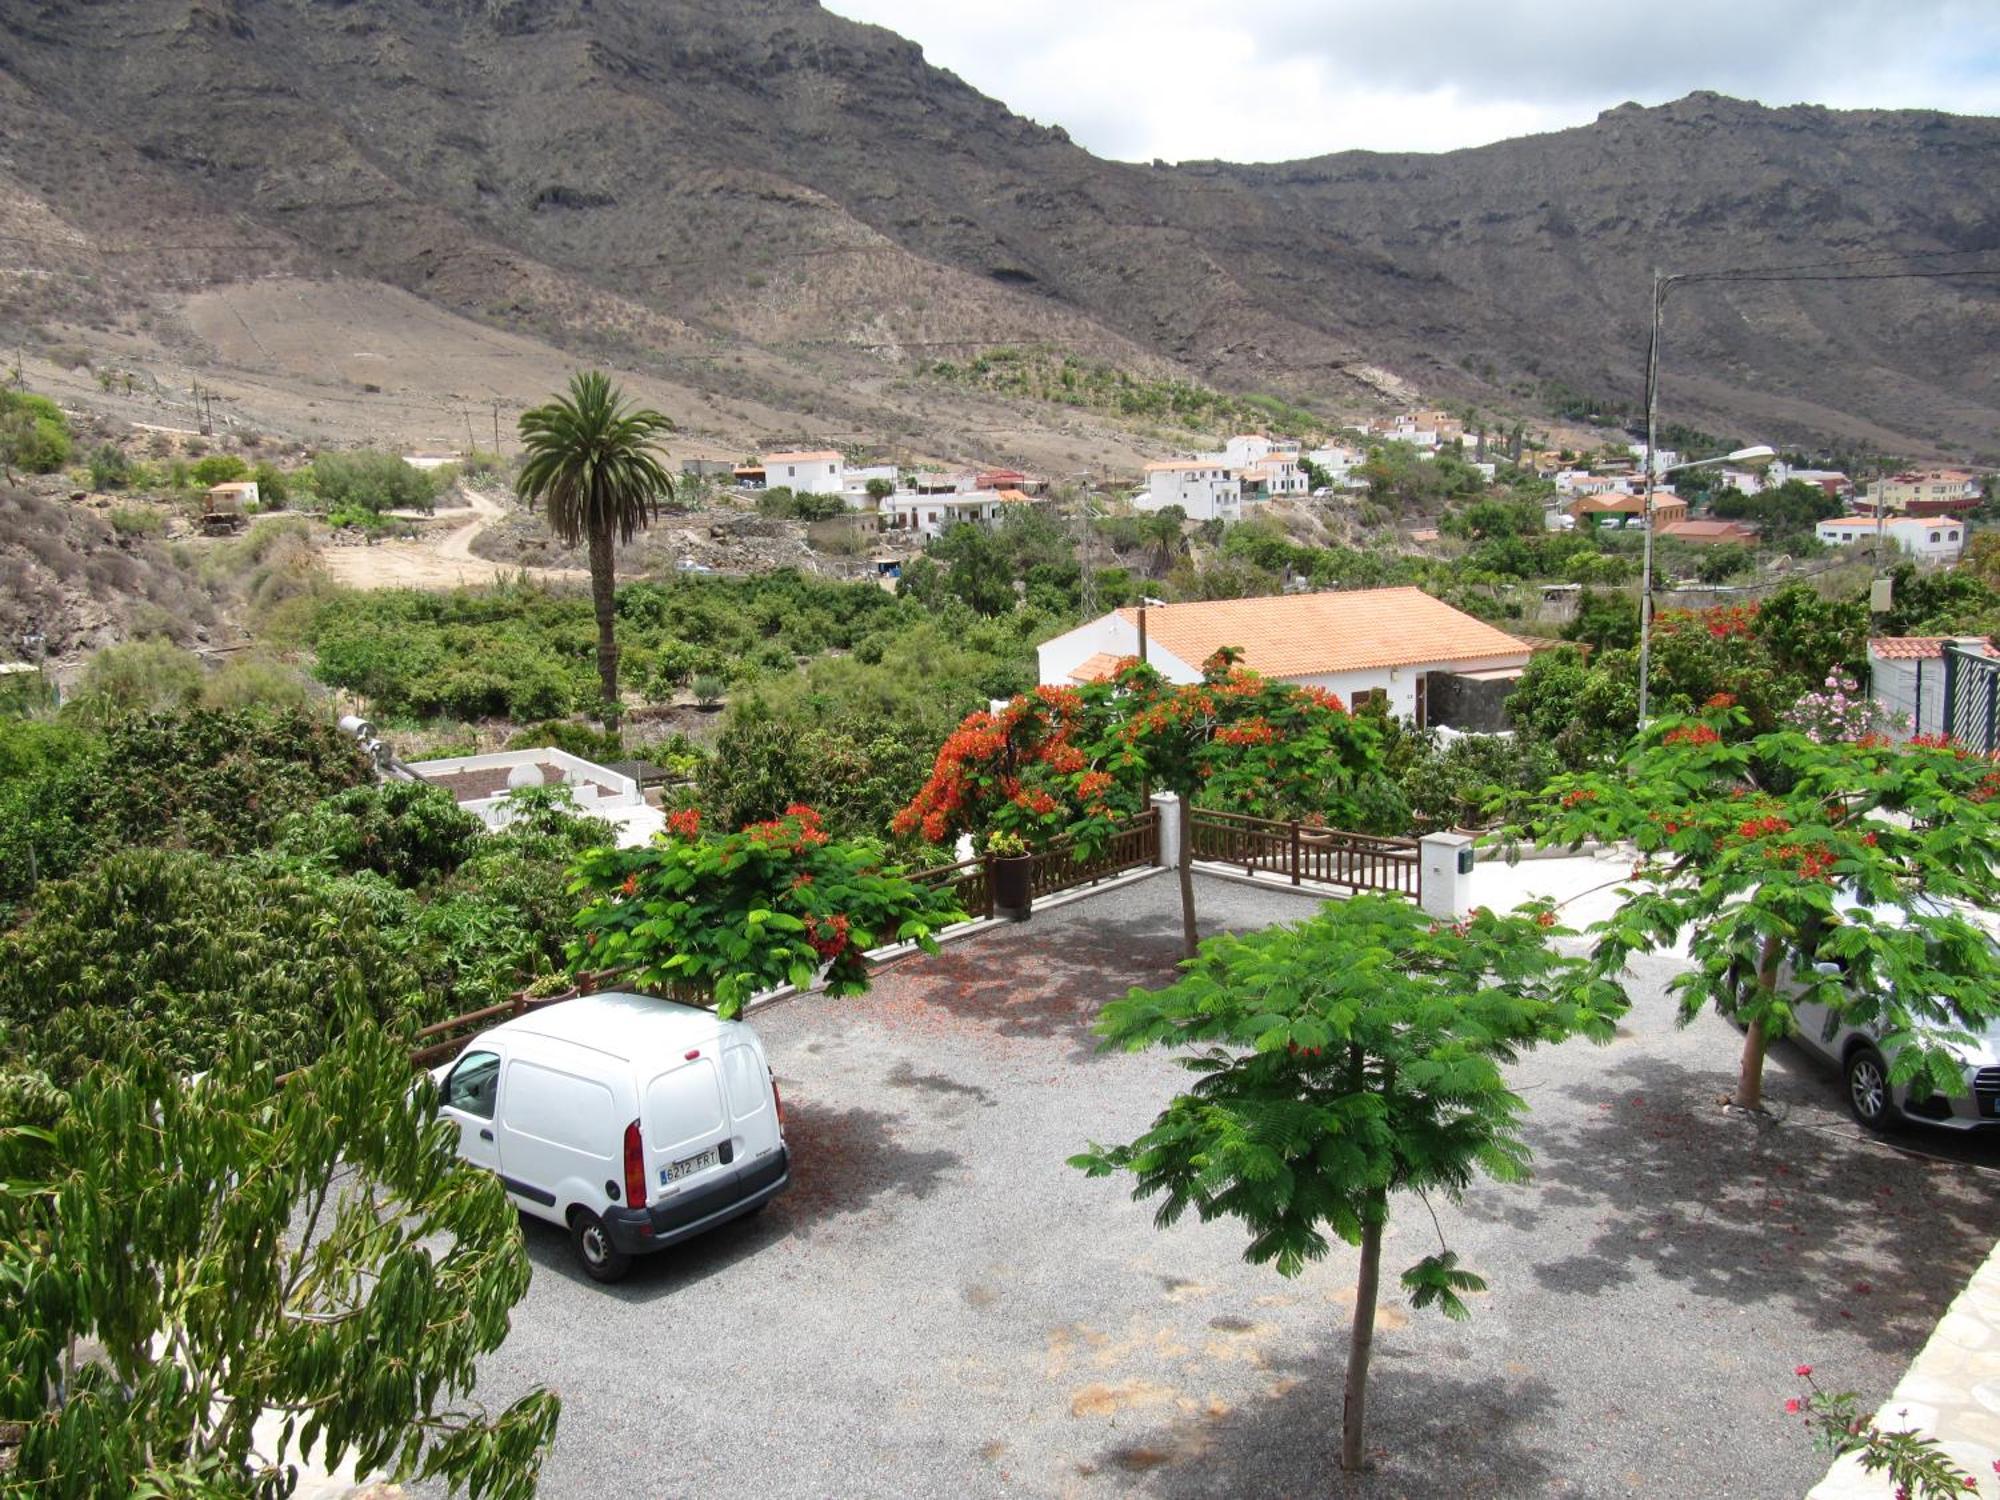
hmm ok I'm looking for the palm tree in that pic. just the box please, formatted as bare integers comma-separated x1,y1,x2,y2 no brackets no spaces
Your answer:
516,372,674,739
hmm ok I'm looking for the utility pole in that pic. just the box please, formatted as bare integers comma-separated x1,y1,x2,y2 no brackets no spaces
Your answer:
1636,268,1666,727
1074,473,1097,619
492,401,501,452
464,407,476,452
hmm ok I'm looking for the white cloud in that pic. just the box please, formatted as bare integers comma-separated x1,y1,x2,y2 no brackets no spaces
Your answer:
825,0,2000,161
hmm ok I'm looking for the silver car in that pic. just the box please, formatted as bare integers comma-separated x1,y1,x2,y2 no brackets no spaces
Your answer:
1783,898,2000,1132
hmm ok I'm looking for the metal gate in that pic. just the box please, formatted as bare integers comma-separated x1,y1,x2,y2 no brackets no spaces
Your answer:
1942,642,2000,754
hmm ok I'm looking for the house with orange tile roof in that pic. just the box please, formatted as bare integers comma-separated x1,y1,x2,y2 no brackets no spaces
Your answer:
1656,519,1759,546
762,448,846,496
1037,587,1533,728
1568,492,1687,528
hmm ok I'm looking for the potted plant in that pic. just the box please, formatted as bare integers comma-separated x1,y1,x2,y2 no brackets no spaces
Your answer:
985,828,1036,920
521,968,581,1010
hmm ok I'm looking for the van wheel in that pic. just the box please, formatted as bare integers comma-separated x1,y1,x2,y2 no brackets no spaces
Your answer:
570,1209,631,1283
1844,1047,1898,1132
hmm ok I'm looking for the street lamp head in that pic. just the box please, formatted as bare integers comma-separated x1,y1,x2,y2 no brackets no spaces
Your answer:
1725,445,1776,467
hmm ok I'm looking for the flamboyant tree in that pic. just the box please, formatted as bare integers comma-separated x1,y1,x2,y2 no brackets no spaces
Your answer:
890,684,1127,852
0,1004,560,1498
1075,897,1625,1471
1088,653,1397,957
896,656,1397,957
1531,702,2000,1114
570,804,966,1017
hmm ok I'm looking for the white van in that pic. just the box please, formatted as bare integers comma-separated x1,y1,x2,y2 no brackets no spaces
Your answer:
433,992,789,1282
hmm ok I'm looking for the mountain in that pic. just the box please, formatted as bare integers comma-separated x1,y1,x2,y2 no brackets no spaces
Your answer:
1,0,1995,465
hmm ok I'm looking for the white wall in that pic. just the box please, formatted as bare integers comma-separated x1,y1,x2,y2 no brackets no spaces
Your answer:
1817,519,1965,561
770,457,844,495
1139,467,1240,521
1037,614,1199,687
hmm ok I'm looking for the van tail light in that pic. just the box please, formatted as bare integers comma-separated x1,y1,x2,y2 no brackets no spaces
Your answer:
771,1075,784,1132
623,1119,646,1208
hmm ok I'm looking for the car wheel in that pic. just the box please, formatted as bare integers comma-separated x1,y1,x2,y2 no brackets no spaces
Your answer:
1844,1047,1899,1132
570,1209,632,1283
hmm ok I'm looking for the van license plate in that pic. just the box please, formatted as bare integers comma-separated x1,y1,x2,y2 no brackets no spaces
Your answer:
664,1147,718,1184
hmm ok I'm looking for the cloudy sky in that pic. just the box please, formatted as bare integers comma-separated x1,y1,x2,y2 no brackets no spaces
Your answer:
824,0,2000,162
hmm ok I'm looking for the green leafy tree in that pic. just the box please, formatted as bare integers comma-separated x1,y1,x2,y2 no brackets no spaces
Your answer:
1074,897,1625,1471
87,442,133,490
277,780,486,887
698,713,934,840
192,453,251,487
516,373,675,736
308,450,441,514
569,804,966,1017
929,522,1018,616
864,476,895,504
0,1010,560,1498
1531,705,2000,1113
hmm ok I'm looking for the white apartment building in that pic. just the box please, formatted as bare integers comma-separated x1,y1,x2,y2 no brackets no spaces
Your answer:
763,449,846,496
1241,454,1308,500
841,463,900,507
1139,460,1242,521
1304,445,1363,488
1815,514,1967,563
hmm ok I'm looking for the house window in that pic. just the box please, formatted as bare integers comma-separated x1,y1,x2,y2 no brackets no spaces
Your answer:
1352,688,1388,711
1931,531,1942,543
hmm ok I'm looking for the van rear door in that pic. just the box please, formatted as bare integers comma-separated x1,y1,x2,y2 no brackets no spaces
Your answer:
643,1055,728,1198
720,1037,783,1167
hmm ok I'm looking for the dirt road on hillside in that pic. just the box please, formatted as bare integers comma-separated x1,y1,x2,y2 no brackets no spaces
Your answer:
318,488,588,590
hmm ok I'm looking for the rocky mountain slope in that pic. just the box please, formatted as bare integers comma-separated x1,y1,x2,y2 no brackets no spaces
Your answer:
1,0,1994,462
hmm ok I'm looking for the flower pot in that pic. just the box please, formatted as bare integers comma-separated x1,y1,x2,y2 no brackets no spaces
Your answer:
989,853,1035,920
521,984,580,1011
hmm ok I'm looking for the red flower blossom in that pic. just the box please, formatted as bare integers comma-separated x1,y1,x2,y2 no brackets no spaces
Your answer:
1664,724,1723,747
1704,692,1738,709
666,806,702,840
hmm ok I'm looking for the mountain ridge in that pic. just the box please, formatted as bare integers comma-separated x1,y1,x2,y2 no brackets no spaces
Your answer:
1,0,1994,463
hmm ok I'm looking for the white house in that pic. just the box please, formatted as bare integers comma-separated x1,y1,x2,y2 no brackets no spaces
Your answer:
842,463,899,507
763,449,845,496
1867,636,1997,741
1303,445,1364,488
881,490,1009,538
1139,460,1241,521
1036,586,1532,727
1241,454,1308,500
1815,514,1966,563
403,748,653,842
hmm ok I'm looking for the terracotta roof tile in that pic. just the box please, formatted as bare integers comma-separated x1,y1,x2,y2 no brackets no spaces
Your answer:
1869,636,1997,660
1067,651,1127,683
1116,588,1529,679
764,449,843,465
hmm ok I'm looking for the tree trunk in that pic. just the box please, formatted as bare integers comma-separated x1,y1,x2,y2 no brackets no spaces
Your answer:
1341,1198,1386,1472
1731,933,1783,1112
587,520,622,740
1177,795,1198,960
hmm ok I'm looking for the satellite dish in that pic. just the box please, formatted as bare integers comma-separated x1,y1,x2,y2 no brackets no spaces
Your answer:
506,762,546,790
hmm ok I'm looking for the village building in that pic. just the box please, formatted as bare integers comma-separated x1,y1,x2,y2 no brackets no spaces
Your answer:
1866,636,1998,741
1859,469,1983,517
1038,586,1533,729
1138,459,1242,521
841,463,900,505
880,490,1012,538
1816,513,1967,562
1241,453,1308,500
762,449,846,496
1567,492,1687,529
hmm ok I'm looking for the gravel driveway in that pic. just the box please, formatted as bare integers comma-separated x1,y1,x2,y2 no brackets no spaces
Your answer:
445,871,1998,1499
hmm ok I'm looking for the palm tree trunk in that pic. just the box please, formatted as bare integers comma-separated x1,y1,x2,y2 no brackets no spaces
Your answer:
587,520,621,739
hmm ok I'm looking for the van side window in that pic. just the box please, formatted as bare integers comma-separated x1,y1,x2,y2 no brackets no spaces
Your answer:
443,1051,501,1119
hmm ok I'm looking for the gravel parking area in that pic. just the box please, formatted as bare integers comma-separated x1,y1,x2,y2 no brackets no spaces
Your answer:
446,871,1999,1499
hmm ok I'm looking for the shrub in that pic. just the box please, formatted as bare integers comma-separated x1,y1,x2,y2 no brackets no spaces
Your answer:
0,389,71,474
88,443,133,491
309,450,440,514
278,780,485,886
250,460,290,509
505,719,625,763
199,654,315,712
107,507,165,538
73,639,205,719
191,454,249,487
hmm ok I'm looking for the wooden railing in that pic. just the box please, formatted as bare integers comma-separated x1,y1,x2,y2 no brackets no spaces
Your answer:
907,854,995,923
1189,808,1420,899
1032,809,1160,900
